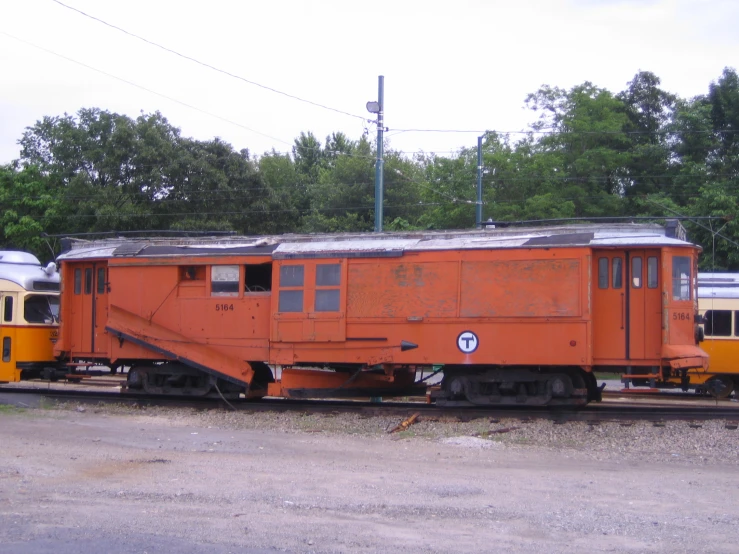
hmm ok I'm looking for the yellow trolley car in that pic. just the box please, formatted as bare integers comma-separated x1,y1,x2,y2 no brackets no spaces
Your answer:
696,273,739,398
0,251,60,383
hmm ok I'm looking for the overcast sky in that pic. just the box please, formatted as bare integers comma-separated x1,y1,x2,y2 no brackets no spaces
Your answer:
1,0,738,164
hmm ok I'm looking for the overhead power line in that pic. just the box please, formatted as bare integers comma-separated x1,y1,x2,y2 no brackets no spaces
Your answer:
1,31,292,147
50,0,367,122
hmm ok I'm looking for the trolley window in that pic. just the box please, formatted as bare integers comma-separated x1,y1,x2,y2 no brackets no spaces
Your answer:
632,257,642,288
278,265,304,312
647,257,658,288
3,296,13,322
598,258,608,289
735,311,739,337
704,310,731,336
84,268,92,295
24,295,57,324
211,265,239,297
74,268,81,295
97,268,106,294
612,257,623,289
672,256,691,301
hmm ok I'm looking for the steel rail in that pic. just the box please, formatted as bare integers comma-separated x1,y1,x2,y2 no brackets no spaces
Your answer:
2,386,739,424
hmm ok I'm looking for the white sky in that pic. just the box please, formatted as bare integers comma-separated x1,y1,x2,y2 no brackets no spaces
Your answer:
1,0,738,164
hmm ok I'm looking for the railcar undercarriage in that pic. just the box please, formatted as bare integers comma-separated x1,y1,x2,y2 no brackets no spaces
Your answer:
432,366,600,407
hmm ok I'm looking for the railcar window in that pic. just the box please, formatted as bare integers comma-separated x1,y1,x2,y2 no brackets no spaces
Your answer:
3,296,13,322
211,265,239,297
2,337,10,362
315,290,339,311
735,311,739,337
598,258,608,289
97,268,106,294
49,296,60,319
647,257,658,288
315,263,341,312
84,268,92,295
245,263,272,292
704,310,732,336
632,257,642,288
672,256,691,300
278,290,303,312
181,266,205,281
316,264,341,286
74,269,81,295
24,295,56,324
612,257,623,289
280,265,304,287
278,264,304,312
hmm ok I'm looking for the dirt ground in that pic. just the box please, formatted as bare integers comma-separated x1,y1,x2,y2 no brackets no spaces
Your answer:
1,402,738,554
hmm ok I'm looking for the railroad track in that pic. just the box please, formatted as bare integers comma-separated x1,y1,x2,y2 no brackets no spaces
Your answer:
2,385,739,425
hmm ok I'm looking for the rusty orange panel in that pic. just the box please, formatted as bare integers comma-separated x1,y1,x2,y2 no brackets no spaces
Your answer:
461,259,581,317
347,261,459,318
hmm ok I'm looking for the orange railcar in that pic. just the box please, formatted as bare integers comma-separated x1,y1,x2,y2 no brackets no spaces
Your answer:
54,223,707,406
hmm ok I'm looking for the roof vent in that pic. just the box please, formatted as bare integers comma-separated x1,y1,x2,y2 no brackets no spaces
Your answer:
665,220,687,241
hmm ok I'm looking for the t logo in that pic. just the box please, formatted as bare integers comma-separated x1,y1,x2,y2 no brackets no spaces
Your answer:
456,331,479,354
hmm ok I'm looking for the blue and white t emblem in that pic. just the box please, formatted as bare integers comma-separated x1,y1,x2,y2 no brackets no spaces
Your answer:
456,331,479,354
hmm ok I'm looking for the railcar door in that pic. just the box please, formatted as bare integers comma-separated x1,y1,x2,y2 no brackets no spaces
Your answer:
593,250,662,363
69,263,108,355
92,264,109,355
593,252,626,360
627,250,661,359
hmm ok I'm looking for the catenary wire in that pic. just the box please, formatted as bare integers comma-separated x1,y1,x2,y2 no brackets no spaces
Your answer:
0,31,292,147
49,0,367,122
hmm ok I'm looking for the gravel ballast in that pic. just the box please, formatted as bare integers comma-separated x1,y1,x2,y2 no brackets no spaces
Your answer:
1,402,738,553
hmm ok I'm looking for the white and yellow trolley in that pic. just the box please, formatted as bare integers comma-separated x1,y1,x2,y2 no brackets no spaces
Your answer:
696,272,739,397
0,251,60,383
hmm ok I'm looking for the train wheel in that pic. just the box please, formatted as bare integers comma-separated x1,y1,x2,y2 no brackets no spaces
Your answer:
705,376,734,399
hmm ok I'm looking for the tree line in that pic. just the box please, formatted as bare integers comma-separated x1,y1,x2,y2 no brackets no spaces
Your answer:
2,68,738,268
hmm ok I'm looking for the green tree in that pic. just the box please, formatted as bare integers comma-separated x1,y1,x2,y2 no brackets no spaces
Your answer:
0,165,64,259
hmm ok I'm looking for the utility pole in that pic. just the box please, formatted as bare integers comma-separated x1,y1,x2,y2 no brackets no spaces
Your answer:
476,135,483,228
366,76,385,232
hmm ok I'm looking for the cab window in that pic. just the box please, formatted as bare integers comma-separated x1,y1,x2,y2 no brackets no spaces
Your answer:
24,295,58,324
672,256,691,300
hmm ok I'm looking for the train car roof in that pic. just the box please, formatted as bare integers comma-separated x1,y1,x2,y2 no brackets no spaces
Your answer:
698,272,739,299
0,251,60,291
56,223,698,262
